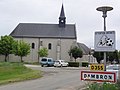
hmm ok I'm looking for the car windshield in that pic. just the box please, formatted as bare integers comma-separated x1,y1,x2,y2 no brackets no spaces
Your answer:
61,61,64,63
55,61,59,63
41,59,47,61
60,60,66,63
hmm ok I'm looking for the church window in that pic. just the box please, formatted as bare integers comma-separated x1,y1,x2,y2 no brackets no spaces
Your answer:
32,43,35,49
40,41,43,46
48,43,52,50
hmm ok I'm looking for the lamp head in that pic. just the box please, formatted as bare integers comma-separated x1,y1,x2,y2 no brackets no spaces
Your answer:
96,6,113,12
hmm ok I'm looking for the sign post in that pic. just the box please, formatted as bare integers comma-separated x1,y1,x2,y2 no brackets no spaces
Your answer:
96,6,114,71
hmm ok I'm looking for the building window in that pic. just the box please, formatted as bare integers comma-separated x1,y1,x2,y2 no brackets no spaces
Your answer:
32,43,35,49
48,43,52,50
40,41,43,46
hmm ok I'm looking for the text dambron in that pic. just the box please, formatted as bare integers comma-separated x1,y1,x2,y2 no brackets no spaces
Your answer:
83,73,113,80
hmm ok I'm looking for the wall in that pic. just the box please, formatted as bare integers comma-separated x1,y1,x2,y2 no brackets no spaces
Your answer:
9,38,39,62
0,37,76,62
39,38,76,61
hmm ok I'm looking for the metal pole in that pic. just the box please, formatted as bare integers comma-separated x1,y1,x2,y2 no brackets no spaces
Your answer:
104,52,106,71
103,11,107,71
97,6,113,71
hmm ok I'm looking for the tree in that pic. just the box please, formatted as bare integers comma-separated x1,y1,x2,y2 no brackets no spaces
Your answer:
118,50,120,63
107,50,119,63
113,50,119,63
118,50,120,59
93,50,119,64
0,35,15,62
68,46,83,62
12,40,30,62
38,47,48,57
93,52,104,63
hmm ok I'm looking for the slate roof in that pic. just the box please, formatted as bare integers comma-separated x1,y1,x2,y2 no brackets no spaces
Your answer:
77,43,90,55
10,23,76,39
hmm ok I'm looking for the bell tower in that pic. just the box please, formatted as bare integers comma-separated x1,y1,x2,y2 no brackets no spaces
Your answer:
59,4,66,27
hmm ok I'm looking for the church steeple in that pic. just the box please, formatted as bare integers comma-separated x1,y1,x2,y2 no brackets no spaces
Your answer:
59,4,66,27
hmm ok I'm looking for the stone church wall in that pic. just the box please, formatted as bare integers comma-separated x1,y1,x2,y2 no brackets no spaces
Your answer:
0,38,76,62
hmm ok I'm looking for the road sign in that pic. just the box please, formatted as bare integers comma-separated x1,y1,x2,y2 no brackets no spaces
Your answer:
94,31,115,52
81,71,116,83
90,64,104,71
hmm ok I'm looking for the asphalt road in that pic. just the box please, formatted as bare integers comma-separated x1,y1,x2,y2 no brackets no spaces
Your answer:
0,65,88,90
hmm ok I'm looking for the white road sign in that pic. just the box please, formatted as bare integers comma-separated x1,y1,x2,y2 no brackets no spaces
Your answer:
94,31,115,52
81,71,116,83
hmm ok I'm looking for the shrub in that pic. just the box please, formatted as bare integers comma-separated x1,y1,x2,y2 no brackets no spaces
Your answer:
68,62,79,67
87,82,119,90
116,81,120,90
82,62,88,67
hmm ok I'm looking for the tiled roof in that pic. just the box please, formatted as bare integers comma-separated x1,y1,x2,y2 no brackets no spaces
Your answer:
10,23,76,39
77,43,90,55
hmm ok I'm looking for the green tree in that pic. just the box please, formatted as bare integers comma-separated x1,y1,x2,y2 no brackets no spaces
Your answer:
12,40,30,62
68,46,83,62
0,35,15,62
107,50,119,63
93,50,119,64
113,50,119,63
38,47,48,57
118,50,120,63
93,52,104,63
118,50,120,59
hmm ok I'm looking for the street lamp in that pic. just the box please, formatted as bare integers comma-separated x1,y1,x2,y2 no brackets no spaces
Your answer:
96,6,113,71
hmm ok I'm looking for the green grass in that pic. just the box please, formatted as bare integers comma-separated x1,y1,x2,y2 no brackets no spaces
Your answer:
87,82,119,90
0,62,42,85
23,62,40,65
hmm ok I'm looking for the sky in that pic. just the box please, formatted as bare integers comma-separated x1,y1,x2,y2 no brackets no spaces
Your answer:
0,0,120,50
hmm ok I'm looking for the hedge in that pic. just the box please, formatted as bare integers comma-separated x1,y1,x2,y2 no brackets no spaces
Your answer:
81,62,89,67
68,62,79,67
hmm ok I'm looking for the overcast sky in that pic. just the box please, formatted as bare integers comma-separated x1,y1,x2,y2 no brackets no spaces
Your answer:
0,0,120,50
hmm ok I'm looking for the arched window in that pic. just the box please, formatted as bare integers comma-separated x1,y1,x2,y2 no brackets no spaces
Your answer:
48,43,52,50
32,43,35,49
40,41,43,46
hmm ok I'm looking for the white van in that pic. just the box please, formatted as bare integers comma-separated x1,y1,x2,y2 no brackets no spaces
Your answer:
40,57,54,67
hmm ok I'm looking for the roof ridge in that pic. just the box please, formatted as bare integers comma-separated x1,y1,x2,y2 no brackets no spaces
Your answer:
18,23,75,25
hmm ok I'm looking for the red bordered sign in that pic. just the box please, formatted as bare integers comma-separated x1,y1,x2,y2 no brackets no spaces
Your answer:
81,71,116,83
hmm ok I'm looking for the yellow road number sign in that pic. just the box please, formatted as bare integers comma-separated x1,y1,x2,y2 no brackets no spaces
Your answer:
90,64,104,71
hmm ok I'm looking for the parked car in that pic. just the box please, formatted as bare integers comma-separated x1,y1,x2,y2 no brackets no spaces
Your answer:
106,64,120,81
54,60,68,67
40,57,54,67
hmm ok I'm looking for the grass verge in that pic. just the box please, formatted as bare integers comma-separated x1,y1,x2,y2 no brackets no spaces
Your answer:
86,82,120,90
0,62,42,85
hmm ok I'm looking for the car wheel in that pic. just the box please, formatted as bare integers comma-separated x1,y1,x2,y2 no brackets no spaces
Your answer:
41,65,44,67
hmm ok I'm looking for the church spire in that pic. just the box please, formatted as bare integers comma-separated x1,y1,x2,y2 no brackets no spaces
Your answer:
60,4,65,17
59,4,66,27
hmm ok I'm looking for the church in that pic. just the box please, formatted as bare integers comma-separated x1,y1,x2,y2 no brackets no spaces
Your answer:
9,4,90,63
